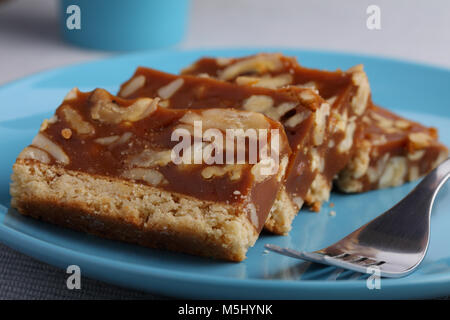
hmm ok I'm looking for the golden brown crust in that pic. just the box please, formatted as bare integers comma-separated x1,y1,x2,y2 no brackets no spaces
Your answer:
10,160,258,261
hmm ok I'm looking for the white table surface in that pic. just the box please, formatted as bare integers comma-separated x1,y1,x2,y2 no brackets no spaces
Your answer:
0,0,449,299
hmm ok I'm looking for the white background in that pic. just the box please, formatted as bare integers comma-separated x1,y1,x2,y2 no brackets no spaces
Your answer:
1,0,449,85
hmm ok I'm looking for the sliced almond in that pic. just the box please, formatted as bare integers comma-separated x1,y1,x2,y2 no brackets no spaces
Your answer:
128,149,172,168
61,105,95,135
90,89,158,124
337,120,356,153
201,164,243,181
120,75,146,97
408,132,432,149
350,66,370,116
218,54,283,81
122,168,167,186
313,103,330,145
17,146,51,164
32,133,69,165
94,135,120,146
157,78,184,99
64,87,79,101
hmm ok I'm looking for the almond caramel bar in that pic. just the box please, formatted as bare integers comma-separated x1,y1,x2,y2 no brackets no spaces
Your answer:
337,103,448,192
10,88,291,261
181,53,371,210
118,67,330,234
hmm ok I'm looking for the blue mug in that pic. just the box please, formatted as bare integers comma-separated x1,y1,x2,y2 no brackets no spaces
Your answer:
60,0,189,51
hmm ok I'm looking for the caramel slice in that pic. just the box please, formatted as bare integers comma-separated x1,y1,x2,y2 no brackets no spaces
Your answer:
11,88,291,261
337,103,448,192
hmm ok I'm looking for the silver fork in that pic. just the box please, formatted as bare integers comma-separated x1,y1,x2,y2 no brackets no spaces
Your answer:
265,158,450,278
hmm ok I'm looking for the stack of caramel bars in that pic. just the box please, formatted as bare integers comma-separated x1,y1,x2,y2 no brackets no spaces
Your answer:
10,53,448,261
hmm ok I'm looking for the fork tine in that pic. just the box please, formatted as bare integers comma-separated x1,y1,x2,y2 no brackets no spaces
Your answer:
330,253,382,266
264,244,327,264
349,256,367,263
265,244,405,277
330,253,347,259
323,256,371,274
264,244,305,260
355,258,379,266
267,245,370,272
340,254,361,262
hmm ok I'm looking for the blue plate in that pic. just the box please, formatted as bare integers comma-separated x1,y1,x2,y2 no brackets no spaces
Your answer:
0,48,449,299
